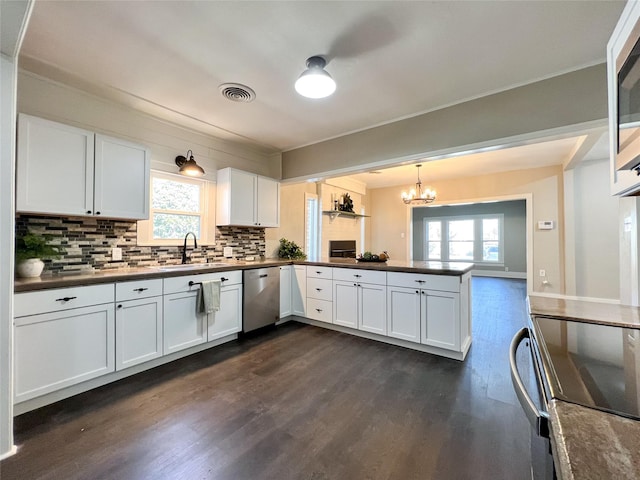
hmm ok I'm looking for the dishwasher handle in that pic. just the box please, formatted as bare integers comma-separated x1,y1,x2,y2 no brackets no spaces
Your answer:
510,327,549,438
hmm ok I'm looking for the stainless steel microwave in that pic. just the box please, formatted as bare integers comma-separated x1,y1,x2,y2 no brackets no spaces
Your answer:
609,1,640,174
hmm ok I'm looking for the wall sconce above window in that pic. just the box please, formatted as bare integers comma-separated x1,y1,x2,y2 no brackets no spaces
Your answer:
175,150,205,177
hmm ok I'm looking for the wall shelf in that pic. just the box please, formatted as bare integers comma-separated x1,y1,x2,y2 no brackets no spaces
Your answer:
322,210,370,220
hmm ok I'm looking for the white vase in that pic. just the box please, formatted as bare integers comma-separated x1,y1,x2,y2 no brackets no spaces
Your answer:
16,258,45,278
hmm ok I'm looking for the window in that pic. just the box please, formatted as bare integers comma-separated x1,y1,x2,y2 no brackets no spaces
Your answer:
305,193,319,260
448,219,474,261
137,171,215,245
426,220,442,260
424,214,503,263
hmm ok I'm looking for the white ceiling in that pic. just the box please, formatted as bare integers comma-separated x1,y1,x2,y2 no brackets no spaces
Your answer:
20,0,625,155
346,133,611,189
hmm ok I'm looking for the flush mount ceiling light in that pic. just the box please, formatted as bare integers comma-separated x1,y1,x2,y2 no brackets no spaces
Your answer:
401,164,436,204
295,56,336,99
175,150,205,177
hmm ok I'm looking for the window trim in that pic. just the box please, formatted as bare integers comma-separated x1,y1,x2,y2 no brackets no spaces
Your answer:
137,170,216,246
424,214,504,264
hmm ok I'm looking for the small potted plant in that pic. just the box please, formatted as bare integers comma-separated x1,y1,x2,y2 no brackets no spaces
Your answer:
278,238,306,260
15,230,63,278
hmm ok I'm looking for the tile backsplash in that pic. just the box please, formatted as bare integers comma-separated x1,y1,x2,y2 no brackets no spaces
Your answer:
16,214,266,275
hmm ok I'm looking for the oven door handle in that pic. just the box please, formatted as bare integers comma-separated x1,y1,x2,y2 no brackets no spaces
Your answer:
510,327,550,439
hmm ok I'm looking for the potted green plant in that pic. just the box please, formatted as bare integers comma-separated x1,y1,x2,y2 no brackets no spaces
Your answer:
278,238,306,260
15,230,63,278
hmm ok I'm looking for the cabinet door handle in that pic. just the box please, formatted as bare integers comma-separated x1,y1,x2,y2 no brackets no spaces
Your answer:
415,280,425,284
117,304,123,309
95,211,101,215
354,274,362,278
316,271,322,274
353,283,357,286
357,284,361,287
415,290,419,294
316,288,322,291
422,291,426,295
259,274,268,278
86,210,92,214
316,308,323,312
55,296,77,302
133,287,148,292
221,277,228,282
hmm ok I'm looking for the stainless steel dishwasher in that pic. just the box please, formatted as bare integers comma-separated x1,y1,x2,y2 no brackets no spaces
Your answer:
242,267,280,332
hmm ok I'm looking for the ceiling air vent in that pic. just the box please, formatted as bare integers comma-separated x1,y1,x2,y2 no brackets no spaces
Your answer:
219,83,256,103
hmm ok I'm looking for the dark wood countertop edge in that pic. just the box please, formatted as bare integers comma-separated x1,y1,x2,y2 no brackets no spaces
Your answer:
15,260,473,293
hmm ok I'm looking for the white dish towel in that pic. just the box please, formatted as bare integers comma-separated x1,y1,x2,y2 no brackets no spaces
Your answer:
197,279,221,314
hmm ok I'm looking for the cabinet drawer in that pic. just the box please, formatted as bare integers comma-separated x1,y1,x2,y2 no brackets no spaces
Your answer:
163,270,242,294
14,284,115,317
387,272,460,292
333,268,386,285
307,298,333,323
307,278,333,301
306,266,333,279
116,279,162,301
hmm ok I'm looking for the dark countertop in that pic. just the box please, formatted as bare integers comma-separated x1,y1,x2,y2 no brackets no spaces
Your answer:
527,296,640,479
14,259,290,292
528,295,640,328
549,400,640,480
299,258,474,275
15,258,473,292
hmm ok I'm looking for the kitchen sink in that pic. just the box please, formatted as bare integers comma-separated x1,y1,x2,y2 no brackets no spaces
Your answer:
153,263,230,271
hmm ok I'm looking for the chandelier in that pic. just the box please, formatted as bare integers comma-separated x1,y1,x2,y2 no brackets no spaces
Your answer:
401,164,436,204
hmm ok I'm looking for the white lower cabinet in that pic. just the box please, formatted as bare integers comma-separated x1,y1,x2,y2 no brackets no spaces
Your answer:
280,265,292,318
359,282,387,335
292,265,307,316
207,283,242,341
14,302,115,403
421,290,460,351
115,279,163,371
386,286,421,343
116,296,163,371
163,291,207,354
333,281,358,328
333,280,386,334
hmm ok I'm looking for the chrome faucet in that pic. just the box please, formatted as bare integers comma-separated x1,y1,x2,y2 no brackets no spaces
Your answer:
181,232,198,264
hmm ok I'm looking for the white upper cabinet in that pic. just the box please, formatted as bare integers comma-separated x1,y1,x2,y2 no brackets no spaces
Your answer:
17,114,150,219
17,114,95,216
94,134,150,219
216,167,280,227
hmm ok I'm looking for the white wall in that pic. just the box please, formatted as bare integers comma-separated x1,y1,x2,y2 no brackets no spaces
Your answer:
0,52,17,461
17,71,280,181
563,159,620,300
0,0,33,459
370,165,563,294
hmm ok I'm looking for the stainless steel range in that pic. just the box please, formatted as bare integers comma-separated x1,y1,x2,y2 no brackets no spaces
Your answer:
511,316,640,479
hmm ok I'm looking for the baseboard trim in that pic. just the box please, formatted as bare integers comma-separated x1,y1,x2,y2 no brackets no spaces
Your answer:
13,333,239,415
471,270,526,279
0,445,17,460
291,317,469,361
529,292,620,304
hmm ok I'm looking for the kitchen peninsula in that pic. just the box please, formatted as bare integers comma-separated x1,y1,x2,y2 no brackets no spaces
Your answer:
13,258,472,413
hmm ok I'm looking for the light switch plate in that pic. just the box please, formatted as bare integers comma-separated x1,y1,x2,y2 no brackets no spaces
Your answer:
223,247,233,258
112,247,122,261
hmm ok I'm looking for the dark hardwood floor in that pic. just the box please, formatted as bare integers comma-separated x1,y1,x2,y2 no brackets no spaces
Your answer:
0,277,531,480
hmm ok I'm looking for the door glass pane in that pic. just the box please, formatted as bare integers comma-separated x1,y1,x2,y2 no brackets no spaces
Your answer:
483,241,500,261
153,213,200,239
449,241,474,260
449,220,474,240
483,218,499,240
428,242,441,259
428,221,442,241
152,178,200,212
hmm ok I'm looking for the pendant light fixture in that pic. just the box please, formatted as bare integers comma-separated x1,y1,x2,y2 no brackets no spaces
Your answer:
175,150,205,177
401,164,436,204
295,56,336,99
